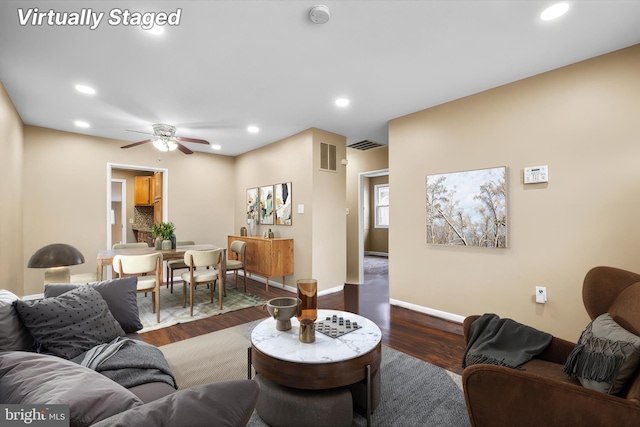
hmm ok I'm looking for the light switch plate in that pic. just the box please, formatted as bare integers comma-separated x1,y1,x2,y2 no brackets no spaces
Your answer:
297,204,304,214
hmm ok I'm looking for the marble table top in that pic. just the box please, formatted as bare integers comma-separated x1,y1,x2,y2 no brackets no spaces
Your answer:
251,309,382,364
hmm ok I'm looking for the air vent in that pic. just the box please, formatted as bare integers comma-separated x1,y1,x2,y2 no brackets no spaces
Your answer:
347,140,384,151
320,142,337,172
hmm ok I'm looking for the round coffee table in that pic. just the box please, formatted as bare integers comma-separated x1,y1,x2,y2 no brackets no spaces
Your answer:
249,309,382,426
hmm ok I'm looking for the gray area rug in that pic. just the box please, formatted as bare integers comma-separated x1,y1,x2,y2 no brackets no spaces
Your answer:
364,255,388,276
160,321,470,427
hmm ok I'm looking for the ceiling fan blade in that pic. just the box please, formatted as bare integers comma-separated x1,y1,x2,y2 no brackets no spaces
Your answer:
125,129,154,136
176,142,194,155
175,136,209,145
121,139,152,149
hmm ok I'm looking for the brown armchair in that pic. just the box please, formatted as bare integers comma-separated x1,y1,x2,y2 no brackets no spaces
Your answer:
462,266,640,427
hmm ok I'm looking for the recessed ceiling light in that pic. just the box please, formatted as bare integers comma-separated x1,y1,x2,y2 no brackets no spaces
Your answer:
247,126,260,133
75,84,95,95
540,3,569,21
74,120,90,128
335,98,350,107
211,144,222,151
144,26,164,35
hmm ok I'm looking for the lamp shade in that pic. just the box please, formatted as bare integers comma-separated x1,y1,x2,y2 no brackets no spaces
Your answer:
27,243,85,268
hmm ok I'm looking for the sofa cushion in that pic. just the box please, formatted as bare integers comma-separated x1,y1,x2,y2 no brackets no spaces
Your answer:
45,276,143,333
0,351,143,427
91,380,260,427
14,285,126,359
563,312,640,394
0,290,34,351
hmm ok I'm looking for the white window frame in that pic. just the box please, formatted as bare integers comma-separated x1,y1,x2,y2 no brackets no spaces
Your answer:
374,183,389,229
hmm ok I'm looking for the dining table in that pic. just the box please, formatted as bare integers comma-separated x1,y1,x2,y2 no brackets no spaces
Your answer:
95,243,227,284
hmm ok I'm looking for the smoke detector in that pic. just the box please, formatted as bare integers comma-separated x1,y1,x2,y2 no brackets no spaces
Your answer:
309,5,330,24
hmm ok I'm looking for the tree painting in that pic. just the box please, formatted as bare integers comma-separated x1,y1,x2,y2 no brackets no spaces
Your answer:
426,167,507,248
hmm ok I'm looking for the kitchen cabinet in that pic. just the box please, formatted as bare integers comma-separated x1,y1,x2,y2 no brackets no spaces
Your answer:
134,176,152,206
228,236,293,291
154,200,162,224
153,171,162,202
136,230,152,246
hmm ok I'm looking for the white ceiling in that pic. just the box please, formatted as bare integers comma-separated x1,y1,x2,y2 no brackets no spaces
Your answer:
1,1,639,156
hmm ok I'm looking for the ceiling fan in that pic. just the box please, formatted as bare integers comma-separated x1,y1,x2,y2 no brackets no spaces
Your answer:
121,124,210,155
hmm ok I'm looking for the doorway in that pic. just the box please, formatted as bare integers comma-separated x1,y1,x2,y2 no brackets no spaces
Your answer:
358,168,389,282
106,163,169,250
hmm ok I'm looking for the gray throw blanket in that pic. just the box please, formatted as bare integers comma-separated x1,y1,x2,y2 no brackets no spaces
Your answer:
72,337,177,389
463,313,553,369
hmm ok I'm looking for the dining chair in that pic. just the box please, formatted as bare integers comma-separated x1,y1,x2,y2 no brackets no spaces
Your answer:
113,252,163,323
112,242,149,249
166,241,195,293
181,249,224,316
111,242,152,281
227,240,247,292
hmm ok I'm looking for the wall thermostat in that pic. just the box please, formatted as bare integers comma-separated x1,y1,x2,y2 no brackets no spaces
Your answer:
524,165,548,184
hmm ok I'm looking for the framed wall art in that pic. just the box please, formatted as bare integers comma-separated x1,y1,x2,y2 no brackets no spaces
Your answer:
275,182,292,226
259,185,274,225
426,166,507,248
246,188,259,224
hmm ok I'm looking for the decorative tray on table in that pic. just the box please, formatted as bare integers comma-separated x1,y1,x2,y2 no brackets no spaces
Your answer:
315,314,362,338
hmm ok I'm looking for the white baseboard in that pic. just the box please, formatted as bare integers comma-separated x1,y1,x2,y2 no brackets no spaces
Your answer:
364,251,388,257
390,298,465,324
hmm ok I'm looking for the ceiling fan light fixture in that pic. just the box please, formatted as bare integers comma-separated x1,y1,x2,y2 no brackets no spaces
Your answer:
152,138,169,152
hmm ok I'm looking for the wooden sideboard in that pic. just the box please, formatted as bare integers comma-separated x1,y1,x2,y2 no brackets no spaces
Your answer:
228,236,293,291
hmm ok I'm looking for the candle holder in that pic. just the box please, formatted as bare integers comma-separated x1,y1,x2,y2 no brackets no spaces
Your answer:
296,279,317,343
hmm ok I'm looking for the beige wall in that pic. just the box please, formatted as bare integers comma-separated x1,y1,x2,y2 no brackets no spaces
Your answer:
389,44,640,341
235,128,347,292
22,126,236,295
0,81,24,295
346,146,389,282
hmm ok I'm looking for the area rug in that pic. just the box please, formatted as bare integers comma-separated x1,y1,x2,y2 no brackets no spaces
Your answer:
159,322,471,427
364,255,388,276
137,285,266,332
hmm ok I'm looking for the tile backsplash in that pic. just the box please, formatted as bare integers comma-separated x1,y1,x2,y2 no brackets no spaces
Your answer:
133,206,154,230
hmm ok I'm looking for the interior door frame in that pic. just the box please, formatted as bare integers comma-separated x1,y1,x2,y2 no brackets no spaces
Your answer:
106,163,169,250
110,179,127,245
358,168,389,282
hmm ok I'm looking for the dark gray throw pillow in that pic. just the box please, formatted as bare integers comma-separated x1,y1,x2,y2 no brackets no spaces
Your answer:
563,312,640,394
0,351,143,427
45,276,143,333
0,290,34,351
14,285,126,359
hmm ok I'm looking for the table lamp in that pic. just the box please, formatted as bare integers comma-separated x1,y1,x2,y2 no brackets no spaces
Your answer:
28,243,85,285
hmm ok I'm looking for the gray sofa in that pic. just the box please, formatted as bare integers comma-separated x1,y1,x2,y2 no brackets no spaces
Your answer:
0,278,259,427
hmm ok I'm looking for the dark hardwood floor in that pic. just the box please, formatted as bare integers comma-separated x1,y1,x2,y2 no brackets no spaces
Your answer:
141,267,466,375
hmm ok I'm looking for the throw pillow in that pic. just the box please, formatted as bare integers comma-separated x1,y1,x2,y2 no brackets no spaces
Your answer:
563,312,640,394
91,380,260,427
0,351,143,427
0,290,34,351
44,276,143,333
14,285,126,359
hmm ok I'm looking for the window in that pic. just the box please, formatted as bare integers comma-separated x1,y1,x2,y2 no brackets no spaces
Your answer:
374,184,389,228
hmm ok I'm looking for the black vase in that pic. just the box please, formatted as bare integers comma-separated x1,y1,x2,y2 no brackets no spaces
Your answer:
171,234,177,249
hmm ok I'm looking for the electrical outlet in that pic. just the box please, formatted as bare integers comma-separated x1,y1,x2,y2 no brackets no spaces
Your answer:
535,286,547,304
